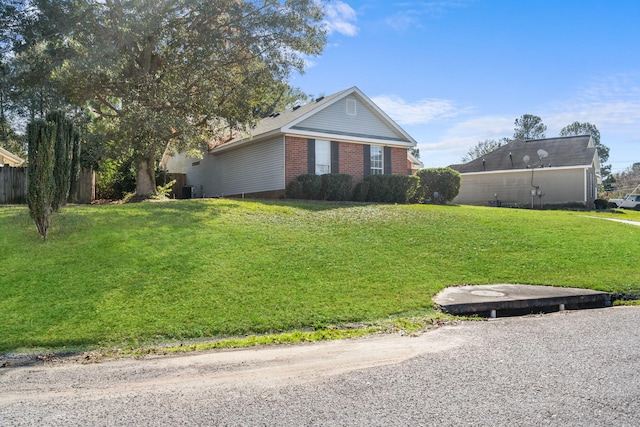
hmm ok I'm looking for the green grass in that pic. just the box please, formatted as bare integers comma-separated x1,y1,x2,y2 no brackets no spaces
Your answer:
1,200,639,353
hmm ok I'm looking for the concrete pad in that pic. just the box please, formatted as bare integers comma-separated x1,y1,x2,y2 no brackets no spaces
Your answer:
433,284,611,317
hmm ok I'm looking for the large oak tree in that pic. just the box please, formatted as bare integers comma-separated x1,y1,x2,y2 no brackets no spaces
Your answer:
11,0,327,197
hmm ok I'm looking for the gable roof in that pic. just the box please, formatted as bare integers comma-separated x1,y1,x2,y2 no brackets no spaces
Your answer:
0,147,25,167
211,86,417,153
449,135,597,174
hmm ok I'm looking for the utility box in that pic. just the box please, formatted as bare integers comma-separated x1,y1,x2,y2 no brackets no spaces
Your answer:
182,186,195,199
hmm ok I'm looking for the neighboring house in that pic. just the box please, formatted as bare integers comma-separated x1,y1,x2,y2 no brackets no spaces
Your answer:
162,86,418,198
449,135,600,208
408,151,424,174
0,147,25,167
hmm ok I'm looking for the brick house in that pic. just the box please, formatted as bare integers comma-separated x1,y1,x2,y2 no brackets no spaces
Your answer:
163,86,420,198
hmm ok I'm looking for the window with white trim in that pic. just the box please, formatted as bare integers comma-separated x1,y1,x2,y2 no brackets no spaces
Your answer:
370,145,383,175
315,139,331,175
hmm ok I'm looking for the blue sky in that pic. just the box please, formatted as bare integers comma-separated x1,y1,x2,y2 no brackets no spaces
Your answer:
291,0,640,173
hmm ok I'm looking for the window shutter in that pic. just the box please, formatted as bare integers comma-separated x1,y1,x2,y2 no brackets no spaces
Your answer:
384,146,392,174
363,144,371,177
307,139,315,174
331,141,339,174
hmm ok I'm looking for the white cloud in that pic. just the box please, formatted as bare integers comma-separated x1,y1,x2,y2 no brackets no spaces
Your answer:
371,95,467,125
323,1,359,36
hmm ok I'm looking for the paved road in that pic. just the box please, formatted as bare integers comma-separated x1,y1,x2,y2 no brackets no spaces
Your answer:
1,306,639,426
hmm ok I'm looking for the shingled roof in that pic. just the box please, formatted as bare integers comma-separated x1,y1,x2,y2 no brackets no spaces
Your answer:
450,135,597,173
208,86,416,152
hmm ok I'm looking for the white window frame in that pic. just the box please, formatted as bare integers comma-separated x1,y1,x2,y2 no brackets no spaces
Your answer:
315,139,331,175
370,145,383,175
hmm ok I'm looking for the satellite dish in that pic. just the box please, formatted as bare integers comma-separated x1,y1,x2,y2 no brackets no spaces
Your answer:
523,155,530,163
537,149,549,159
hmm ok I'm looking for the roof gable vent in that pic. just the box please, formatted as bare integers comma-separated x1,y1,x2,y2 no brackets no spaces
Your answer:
346,98,356,116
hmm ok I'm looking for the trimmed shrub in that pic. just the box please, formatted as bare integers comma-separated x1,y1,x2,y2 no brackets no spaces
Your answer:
416,167,461,204
27,119,57,240
364,174,416,204
404,175,420,204
285,179,304,199
353,181,369,202
296,174,323,200
320,174,354,201
594,199,609,210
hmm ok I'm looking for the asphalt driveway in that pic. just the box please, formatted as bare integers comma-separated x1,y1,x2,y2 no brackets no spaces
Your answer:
1,306,639,426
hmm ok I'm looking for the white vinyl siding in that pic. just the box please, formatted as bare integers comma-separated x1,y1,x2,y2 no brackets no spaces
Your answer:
370,145,383,175
294,96,404,141
167,137,285,197
315,139,331,175
210,137,285,196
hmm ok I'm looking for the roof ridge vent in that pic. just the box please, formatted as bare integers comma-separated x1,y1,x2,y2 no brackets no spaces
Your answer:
315,96,325,102
292,105,301,111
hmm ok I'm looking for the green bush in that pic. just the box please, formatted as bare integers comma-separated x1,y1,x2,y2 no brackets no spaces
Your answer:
321,174,354,201
296,174,323,199
416,167,461,204
285,179,304,199
364,174,417,204
353,181,369,202
404,175,420,203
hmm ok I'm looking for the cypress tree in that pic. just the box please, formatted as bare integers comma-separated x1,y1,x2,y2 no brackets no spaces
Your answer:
67,129,81,204
47,111,75,212
27,119,57,241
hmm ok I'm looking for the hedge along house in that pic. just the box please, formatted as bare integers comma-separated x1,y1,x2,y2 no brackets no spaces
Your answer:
162,87,419,198
449,135,601,209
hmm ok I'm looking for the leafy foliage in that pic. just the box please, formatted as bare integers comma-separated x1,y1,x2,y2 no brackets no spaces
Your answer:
320,174,354,201
513,114,547,140
363,174,418,204
461,138,510,162
7,0,327,197
560,121,611,178
416,167,461,204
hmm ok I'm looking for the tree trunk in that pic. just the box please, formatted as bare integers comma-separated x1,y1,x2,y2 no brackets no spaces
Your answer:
136,156,157,198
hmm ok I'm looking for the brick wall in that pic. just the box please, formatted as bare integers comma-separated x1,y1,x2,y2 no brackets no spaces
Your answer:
391,147,410,175
285,136,309,184
285,135,409,185
339,142,365,182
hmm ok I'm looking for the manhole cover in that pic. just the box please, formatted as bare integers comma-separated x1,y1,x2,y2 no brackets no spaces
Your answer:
470,290,505,297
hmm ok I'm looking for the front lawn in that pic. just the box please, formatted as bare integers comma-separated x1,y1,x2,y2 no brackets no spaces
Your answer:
1,199,638,353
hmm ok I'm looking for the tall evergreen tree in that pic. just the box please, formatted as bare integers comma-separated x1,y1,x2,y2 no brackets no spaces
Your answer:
46,110,76,211
27,119,56,240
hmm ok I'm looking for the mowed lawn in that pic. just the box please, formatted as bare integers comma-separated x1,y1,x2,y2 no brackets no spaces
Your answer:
1,199,639,353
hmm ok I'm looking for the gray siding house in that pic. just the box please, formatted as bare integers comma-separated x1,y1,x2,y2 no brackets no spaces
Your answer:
449,136,601,208
163,87,420,198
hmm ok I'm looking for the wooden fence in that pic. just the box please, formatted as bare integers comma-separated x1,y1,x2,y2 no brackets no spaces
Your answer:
0,166,27,204
0,166,95,205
